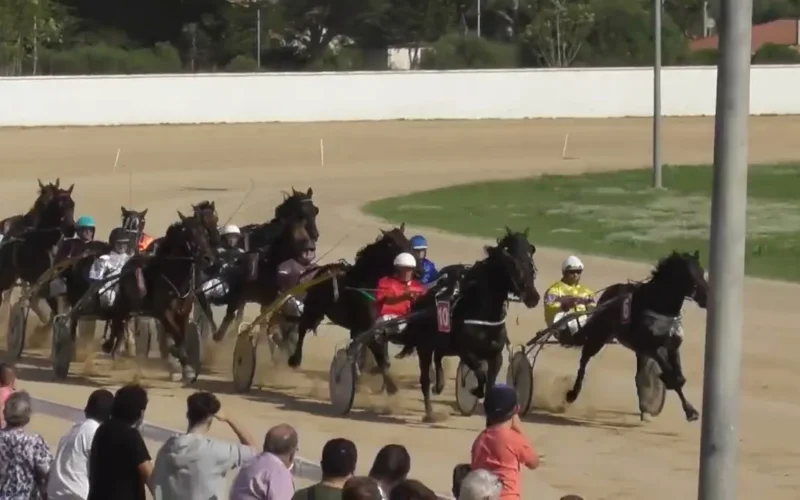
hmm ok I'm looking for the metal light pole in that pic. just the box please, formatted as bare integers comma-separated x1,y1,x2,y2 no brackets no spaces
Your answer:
697,0,752,496
653,0,663,188
477,0,482,37
256,6,262,69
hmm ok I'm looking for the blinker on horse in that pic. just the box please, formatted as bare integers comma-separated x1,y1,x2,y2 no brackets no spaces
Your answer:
563,250,708,422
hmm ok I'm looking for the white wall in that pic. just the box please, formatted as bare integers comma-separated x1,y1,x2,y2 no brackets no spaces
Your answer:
2,66,800,127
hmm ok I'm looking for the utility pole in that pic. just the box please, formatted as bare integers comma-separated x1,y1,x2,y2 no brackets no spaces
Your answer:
653,0,663,188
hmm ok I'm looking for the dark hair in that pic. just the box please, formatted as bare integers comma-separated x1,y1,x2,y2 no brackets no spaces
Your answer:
84,389,114,423
369,444,411,483
321,438,357,479
389,479,437,500
342,476,382,500
560,496,585,500
451,463,471,497
111,384,148,425
263,424,298,456
186,391,221,426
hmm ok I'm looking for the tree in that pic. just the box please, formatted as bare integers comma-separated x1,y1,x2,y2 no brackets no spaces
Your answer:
378,0,458,68
524,0,594,67
0,0,66,74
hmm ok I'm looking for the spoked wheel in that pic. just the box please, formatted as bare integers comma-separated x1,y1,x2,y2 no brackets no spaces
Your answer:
7,301,29,361
506,349,534,416
455,361,480,416
637,356,667,417
51,314,73,379
232,329,257,393
329,348,357,415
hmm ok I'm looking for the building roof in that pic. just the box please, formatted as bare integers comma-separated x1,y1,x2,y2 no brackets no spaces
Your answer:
690,19,799,52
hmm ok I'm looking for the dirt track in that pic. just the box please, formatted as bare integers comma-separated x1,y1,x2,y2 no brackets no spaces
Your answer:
3,117,800,499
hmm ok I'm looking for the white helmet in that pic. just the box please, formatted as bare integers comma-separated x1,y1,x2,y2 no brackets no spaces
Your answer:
393,252,416,268
562,255,584,272
221,224,240,236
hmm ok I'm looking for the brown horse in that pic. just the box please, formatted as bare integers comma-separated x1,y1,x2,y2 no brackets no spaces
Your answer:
0,179,65,239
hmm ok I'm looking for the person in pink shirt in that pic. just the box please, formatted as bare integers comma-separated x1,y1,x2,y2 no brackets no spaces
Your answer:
0,363,17,429
230,423,297,500
471,384,540,500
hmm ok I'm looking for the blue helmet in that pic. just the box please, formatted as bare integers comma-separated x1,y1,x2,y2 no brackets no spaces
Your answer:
76,216,96,228
410,235,427,249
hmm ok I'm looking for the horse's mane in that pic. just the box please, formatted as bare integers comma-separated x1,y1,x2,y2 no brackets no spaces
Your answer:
274,191,313,219
651,251,687,280
194,200,215,212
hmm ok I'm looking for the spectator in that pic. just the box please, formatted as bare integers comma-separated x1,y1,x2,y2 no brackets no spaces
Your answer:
293,437,357,500
457,469,502,500
88,384,153,500
0,390,53,499
230,423,298,500
471,384,539,500
47,388,114,500
388,479,437,500
0,362,17,428
151,391,258,500
559,496,584,500
369,444,410,499
451,464,471,498
342,476,382,500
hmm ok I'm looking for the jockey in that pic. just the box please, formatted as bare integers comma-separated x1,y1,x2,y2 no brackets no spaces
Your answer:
275,239,317,318
89,228,133,309
220,224,243,256
199,225,244,302
75,216,96,243
410,235,439,285
544,256,596,340
376,253,425,329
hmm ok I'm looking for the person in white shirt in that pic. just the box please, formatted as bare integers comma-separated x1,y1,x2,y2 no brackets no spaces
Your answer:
89,228,133,309
201,224,244,302
47,389,114,500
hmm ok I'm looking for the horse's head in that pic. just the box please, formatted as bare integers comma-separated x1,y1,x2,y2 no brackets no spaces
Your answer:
121,206,148,236
39,183,76,234
275,187,320,241
162,211,216,270
486,226,540,308
192,201,221,247
652,250,709,309
353,223,411,278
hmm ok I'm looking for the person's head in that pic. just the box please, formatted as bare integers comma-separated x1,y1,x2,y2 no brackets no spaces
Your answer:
392,253,416,282
484,384,518,427
561,255,584,285
263,423,298,467
75,216,96,242
108,227,130,254
451,463,472,498
297,238,316,266
369,444,411,490
321,437,358,482
389,479,437,500
111,384,148,426
84,389,114,423
3,390,32,429
186,391,221,430
457,469,502,500
0,362,16,387
342,476,382,500
409,235,427,261
220,224,241,249
559,496,585,500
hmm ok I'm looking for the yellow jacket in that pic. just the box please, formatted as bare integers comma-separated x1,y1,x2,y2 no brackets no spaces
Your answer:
544,280,596,326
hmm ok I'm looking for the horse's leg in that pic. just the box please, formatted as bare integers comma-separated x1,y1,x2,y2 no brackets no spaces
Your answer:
288,306,322,369
194,292,217,336
369,338,398,395
418,347,436,422
486,349,503,393
664,340,699,421
565,327,607,403
432,351,446,395
463,354,488,399
102,316,126,356
213,300,240,342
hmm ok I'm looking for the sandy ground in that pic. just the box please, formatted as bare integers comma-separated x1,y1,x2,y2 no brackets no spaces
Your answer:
2,117,800,499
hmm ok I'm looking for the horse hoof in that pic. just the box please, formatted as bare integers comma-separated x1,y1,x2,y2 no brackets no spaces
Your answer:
287,355,301,369
101,339,114,354
422,414,436,424
640,412,652,423
470,387,485,399
385,380,399,396
182,367,197,384
565,390,578,404
432,384,445,396
686,409,700,422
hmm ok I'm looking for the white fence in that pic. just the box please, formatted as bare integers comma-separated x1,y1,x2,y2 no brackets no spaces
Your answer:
2,66,800,127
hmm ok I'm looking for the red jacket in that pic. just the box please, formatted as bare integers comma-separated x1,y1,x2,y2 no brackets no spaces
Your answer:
376,276,424,316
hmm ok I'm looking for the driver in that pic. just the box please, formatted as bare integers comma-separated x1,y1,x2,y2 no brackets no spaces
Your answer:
375,253,425,332
89,228,133,309
275,239,317,318
544,256,596,341
75,216,96,243
199,224,244,302
410,235,439,285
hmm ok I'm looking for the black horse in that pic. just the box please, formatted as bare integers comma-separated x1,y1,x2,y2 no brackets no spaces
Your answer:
144,201,220,254
120,206,149,253
562,250,708,422
290,224,411,393
106,211,217,382
0,182,76,324
207,189,320,341
397,228,540,421
0,178,64,239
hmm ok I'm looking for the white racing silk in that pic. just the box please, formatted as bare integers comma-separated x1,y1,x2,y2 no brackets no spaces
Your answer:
89,251,132,308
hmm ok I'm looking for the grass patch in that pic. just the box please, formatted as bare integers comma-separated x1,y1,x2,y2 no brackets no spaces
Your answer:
364,163,800,282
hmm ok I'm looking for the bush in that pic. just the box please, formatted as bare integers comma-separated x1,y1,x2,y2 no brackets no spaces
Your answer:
420,33,518,69
39,43,183,75
752,43,800,64
686,48,719,65
226,55,259,72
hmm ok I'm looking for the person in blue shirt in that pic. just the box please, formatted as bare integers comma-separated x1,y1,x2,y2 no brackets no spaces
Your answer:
409,235,439,285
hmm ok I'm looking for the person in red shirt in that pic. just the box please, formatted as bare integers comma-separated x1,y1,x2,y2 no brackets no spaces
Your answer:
376,253,425,326
471,384,540,500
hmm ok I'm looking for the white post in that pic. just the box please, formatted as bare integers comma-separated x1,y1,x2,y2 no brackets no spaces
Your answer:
477,0,482,37
697,0,752,495
653,0,663,188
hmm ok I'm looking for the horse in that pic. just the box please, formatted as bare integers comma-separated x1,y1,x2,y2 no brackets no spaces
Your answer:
143,200,220,254
120,206,148,253
290,224,412,393
0,183,76,325
105,210,218,382
397,228,541,421
205,189,320,341
0,179,64,240
562,250,708,422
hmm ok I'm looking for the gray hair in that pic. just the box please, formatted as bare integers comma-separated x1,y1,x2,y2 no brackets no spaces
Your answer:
3,390,33,428
458,469,502,500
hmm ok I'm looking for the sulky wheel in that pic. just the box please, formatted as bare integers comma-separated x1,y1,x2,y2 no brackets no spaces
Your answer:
329,348,357,415
454,361,480,416
6,301,29,361
232,327,257,393
51,314,73,379
636,356,667,417
506,349,534,416
184,321,203,378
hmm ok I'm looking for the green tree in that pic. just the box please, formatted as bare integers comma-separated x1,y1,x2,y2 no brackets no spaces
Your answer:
524,0,594,67
0,0,66,74
377,0,458,68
